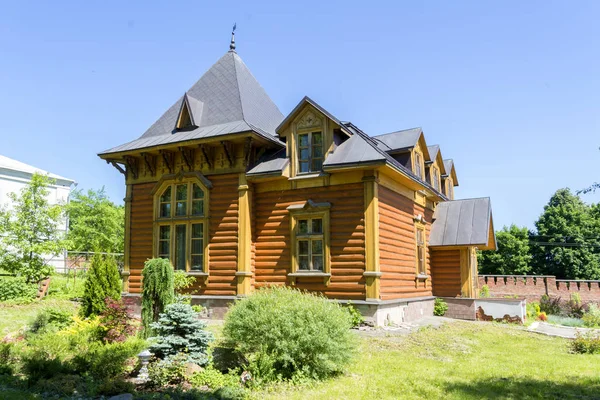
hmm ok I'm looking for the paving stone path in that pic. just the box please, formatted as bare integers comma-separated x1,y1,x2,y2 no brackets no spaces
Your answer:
527,322,598,339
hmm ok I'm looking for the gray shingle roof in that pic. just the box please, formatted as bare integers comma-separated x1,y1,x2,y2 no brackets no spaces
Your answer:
443,159,458,185
323,133,386,167
247,149,289,176
99,50,284,155
373,128,423,152
429,197,496,250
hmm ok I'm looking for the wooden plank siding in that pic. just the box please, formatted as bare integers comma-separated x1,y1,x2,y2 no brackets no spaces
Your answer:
378,186,433,300
430,249,462,297
128,173,239,296
253,183,366,299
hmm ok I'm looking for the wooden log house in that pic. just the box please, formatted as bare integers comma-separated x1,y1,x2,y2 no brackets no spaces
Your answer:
98,35,496,325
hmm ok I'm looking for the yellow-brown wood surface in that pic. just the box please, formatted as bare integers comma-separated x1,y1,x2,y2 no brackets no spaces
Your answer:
254,183,366,299
128,174,239,295
378,186,433,300
430,249,462,297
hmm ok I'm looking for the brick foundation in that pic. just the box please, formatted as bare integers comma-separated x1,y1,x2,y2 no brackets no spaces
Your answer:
441,297,476,320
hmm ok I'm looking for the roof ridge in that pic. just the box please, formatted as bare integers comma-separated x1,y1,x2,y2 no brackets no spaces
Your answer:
231,52,245,122
373,127,422,138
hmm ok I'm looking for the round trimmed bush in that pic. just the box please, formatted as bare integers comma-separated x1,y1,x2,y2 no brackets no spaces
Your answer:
222,286,356,382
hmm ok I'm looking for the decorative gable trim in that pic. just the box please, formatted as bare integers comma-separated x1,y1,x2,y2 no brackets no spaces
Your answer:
296,110,323,131
150,170,213,195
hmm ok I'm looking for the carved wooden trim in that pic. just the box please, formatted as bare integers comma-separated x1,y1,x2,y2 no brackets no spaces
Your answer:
106,160,127,176
150,171,213,195
141,152,156,176
243,137,253,167
199,144,213,170
221,140,234,167
179,146,195,171
160,150,174,174
123,156,139,180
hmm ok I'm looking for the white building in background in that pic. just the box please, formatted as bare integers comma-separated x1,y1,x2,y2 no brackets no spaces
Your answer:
0,155,76,272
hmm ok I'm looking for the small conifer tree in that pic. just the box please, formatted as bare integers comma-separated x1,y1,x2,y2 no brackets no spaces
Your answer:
80,254,122,317
149,302,214,365
141,258,174,336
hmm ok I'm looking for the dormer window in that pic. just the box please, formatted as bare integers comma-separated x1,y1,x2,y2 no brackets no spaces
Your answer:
431,166,440,191
298,131,323,173
414,152,423,180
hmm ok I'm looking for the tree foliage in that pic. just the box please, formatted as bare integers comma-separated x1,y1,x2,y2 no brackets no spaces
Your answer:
80,254,122,317
0,173,65,283
530,189,600,279
66,188,124,253
149,302,214,365
478,225,532,275
141,258,174,337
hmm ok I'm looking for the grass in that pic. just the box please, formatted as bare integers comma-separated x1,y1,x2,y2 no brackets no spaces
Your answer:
547,315,586,328
252,322,600,400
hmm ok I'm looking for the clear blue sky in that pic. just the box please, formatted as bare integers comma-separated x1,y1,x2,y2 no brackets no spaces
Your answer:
1,1,599,230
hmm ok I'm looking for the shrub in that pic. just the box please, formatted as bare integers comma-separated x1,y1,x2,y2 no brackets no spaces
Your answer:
566,293,585,318
222,287,356,383
147,352,188,387
479,285,490,298
98,297,139,343
570,332,600,354
150,302,213,365
537,312,547,321
71,337,146,380
546,315,585,327
141,258,174,336
80,254,122,317
526,302,540,320
0,276,38,302
30,308,73,333
582,303,600,328
0,343,15,375
190,366,240,390
344,302,364,328
433,298,448,316
540,294,561,315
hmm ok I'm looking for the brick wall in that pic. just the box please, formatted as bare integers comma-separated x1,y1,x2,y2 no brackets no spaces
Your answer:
441,297,476,320
479,275,600,303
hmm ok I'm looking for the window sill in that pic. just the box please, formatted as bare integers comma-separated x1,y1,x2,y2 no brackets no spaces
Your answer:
415,274,429,280
186,271,209,277
288,272,331,278
288,271,331,286
288,172,328,181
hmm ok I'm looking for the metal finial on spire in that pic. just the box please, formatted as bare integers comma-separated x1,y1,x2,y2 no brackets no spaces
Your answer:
229,23,236,51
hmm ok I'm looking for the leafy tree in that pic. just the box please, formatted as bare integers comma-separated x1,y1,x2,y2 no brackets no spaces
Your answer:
66,188,124,253
478,225,532,275
0,173,65,283
530,188,600,279
141,258,174,337
80,254,122,317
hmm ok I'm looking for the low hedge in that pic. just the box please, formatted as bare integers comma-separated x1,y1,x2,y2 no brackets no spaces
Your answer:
0,276,37,302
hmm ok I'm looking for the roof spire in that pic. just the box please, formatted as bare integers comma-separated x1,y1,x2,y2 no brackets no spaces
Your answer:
229,23,236,52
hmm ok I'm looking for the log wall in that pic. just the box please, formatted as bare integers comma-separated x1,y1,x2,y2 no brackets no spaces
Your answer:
378,186,433,300
253,183,366,300
430,249,462,297
128,173,239,295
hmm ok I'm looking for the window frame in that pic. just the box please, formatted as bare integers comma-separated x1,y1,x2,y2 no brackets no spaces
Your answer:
296,130,324,175
153,178,209,275
289,206,331,282
414,151,424,180
431,166,440,191
414,222,427,277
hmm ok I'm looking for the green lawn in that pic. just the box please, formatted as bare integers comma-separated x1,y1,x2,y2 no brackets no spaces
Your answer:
253,322,600,400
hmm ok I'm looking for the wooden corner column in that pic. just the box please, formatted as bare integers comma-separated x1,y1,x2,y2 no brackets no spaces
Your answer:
236,173,252,295
122,184,132,293
363,171,381,301
459,247,476,298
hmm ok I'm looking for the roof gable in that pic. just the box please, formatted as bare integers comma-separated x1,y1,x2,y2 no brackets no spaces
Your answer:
427,145,446,175
429,197,496,250
100,50,284,155
443,159,459,185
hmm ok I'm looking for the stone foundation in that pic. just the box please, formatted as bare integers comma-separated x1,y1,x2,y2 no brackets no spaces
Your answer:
347,297,435,326
122,294,237,319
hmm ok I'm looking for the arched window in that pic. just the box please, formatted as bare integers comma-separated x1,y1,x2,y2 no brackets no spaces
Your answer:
154,179,209,274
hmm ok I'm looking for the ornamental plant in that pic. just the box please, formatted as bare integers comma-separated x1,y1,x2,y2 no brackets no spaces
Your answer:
80,254,122,317
222,286,356,383
433,298,448,316
141,258,174,336
149,302,214,365
98,297,139,343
